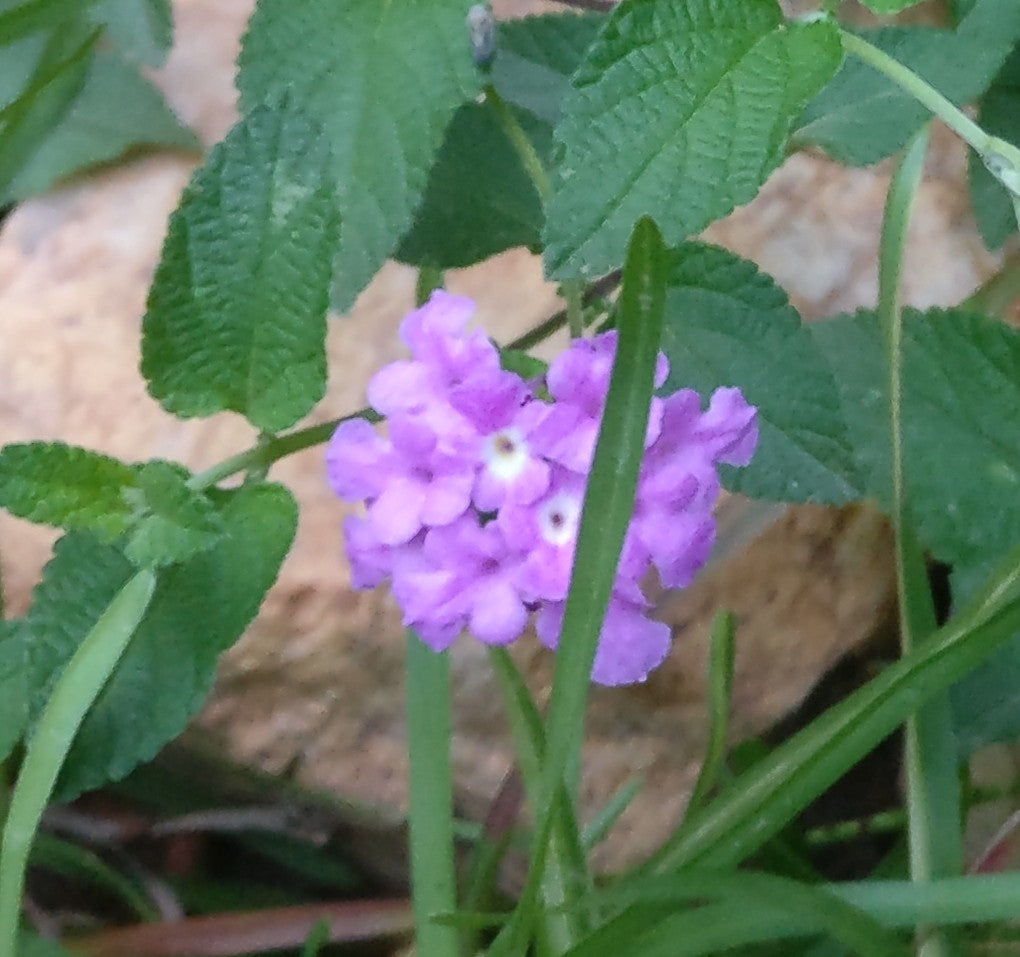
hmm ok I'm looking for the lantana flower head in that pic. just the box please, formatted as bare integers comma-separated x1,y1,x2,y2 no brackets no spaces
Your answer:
326,291,758,686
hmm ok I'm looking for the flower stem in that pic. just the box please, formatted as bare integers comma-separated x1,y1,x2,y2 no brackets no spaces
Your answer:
405,633,458,957
839,31,989,154
880,124,961,957
483,85,551,202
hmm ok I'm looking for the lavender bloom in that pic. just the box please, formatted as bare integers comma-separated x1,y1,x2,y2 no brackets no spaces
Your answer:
326,292,758,685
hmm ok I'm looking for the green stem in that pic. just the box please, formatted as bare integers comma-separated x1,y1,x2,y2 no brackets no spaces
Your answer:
839,31,989,154
0,569,156,957
405,633,458,957
880,124,961,957
483,84,551,202
564,280,585,339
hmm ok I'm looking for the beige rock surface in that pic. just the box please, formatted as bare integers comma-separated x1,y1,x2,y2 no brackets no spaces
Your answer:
0,0,1000,868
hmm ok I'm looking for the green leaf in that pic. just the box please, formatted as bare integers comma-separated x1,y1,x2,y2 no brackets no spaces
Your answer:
0,0,93,46
0,16,97,196
811,308,1020,567
92,0,171,66
237,0,480,310
659,242,859,504
124,461,223,567
0,442,138,540
2,49,197,203
142,101,339,431
394,102,547,270
969,47,1020,250
543,0,842,280
14,482,296,801
950,560,1020,756
543,216,667,807
793,0,1020,166
490,12,604,126
0,621,27,763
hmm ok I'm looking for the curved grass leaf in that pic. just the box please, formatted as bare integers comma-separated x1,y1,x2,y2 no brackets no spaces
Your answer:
659,242,859,504
237,0,480,310
543,0,841,279
586,872,904,957
643,542,1020,874
142,101,338,431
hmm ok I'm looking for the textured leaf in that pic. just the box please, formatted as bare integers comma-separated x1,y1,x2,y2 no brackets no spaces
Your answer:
543,0,841,280
793,0,1020,166
237,0,480,310
92,0,171,66
142,102,338,431
969,47,1020,250
3,49,196,203
659,243,859,504
17,483,296,801
0,442,138,539
811,309,1020,567
491,12,604,125
124,461,223,567
0,621,27,763
395,103,548,269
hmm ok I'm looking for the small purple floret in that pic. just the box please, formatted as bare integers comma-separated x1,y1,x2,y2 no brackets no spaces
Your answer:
326,292,759,686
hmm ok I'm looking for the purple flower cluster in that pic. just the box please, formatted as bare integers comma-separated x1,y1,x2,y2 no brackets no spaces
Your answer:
326,292,758,685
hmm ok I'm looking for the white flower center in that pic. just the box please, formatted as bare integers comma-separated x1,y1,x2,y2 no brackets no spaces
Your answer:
538,491,580,547
482,428,528,481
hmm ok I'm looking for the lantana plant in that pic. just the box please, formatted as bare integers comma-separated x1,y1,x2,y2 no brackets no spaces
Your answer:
327,290,758,684
1,0,1020,955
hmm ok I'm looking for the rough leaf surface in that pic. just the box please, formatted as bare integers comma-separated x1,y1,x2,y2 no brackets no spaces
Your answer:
237,0,480,309
659,242,859,504
124,461,223,567
142,102,338,431
0,442,138,540
543,0,841,279
811,309,1020,566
